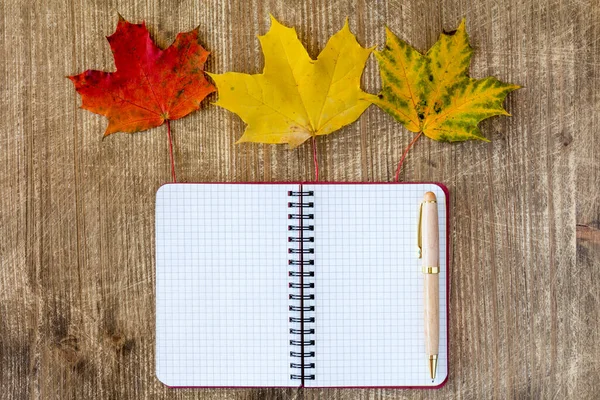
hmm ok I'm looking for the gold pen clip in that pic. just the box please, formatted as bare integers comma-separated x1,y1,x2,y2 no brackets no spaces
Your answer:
417,201,423,259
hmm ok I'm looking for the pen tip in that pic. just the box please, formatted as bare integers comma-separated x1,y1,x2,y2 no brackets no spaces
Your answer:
428,355,438,382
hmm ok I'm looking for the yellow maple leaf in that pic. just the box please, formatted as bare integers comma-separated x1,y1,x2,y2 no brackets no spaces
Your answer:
209,15,373,149
370,19,520,142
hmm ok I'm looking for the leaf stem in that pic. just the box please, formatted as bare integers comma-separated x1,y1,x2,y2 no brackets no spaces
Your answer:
312,136,319,182
394,131,423,182
166,120,177,183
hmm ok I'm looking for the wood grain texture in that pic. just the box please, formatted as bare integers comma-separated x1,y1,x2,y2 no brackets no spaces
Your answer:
1,0,599,399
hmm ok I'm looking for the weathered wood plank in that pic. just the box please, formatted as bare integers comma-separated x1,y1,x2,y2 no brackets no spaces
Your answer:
0,0,598,399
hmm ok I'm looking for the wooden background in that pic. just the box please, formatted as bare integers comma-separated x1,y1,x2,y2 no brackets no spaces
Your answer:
1,0,599,398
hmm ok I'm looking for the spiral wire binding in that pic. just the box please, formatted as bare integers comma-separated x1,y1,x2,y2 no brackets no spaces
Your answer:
288,190,316,382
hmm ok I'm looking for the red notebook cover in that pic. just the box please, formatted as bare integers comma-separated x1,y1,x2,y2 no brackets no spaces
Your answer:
155,182,449,389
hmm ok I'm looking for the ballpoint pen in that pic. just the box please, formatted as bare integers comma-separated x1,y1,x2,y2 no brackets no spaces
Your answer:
419,191,439,381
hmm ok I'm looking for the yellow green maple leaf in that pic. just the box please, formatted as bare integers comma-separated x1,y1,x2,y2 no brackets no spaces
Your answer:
370,19,520,142
209,15,373,149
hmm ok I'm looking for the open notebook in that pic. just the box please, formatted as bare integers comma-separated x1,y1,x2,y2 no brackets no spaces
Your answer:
155,183,449,388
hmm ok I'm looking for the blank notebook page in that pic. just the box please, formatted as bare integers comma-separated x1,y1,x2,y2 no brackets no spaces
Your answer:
155,184,297,387
306,183,448,387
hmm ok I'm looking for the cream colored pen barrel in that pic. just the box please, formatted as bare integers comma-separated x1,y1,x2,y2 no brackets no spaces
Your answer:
422,193,440,357
424,275,439,355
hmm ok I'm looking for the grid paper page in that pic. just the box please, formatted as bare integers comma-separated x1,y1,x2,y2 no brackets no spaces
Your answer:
155,184,298,387
305,183,448,387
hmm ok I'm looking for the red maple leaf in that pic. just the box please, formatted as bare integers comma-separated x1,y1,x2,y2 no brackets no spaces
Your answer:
69,16,216,181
